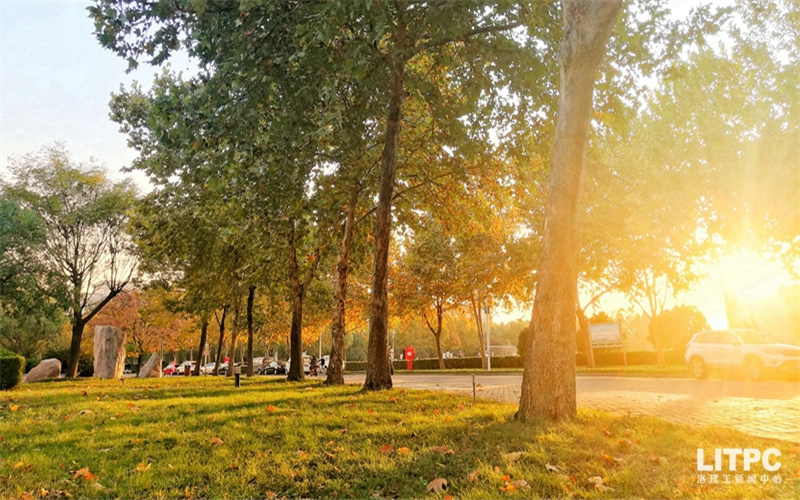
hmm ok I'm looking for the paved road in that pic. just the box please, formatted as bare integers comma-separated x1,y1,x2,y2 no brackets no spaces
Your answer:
343,372,800,442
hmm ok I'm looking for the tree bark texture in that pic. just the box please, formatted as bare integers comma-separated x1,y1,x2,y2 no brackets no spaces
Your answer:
518,0,621,422
363,25,407,391
246,285,256,377
227,295,241,377
325,189,359,386
424,303,445,370
194,316,209,376
66,318,85,378
213,306,228,376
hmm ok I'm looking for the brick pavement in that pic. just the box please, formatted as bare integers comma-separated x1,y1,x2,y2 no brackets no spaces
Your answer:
344,373,800,443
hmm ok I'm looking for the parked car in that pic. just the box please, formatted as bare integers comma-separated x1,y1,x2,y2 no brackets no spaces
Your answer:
219,362,242,376
285,356,311,375
163,362,178,375
200,362,217,375
262,360,286,375
176,361,196,375
685,329,800,380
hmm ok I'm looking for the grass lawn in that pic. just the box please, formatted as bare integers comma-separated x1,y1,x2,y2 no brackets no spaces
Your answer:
2,377,798,499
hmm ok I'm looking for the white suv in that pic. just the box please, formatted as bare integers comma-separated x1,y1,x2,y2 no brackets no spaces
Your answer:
685,329,800,380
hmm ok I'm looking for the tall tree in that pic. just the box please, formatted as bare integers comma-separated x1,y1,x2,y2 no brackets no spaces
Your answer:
3,145,138,377
518,0,621,421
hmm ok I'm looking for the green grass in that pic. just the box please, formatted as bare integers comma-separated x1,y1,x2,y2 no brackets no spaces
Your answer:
1,377,798,499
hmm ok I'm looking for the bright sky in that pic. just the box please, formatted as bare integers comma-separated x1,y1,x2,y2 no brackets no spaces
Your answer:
2,0,789,333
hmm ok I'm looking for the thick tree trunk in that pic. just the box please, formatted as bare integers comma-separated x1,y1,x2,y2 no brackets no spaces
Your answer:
246,285,256,377
287,294,305,381
66,318,84,378
286,223,311,382
213,306,228,376
325,189,359,386
518,0,621,422
227,295,241,377
363,35,407,392
194,316,209,376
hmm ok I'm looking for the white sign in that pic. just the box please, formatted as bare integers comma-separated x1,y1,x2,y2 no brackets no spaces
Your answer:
589,322,622,347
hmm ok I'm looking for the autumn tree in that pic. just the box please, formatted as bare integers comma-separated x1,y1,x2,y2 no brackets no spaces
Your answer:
2,145,138,377
518,0,622,422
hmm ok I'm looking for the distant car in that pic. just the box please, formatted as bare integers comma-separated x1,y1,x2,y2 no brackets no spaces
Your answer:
201,362,218,374
176,361,196,375
163,362,178,375
262,360,286,375
685,329,800,380
217,362,229,375
285,356,311,375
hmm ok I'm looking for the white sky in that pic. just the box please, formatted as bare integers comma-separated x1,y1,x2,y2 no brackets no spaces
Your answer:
3,0,784,332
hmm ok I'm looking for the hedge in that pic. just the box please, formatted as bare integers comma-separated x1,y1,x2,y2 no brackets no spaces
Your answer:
344,350,686,373
0,349,25,390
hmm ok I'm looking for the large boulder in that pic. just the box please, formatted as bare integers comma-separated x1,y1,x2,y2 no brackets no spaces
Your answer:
26,358,61,382
93,326,126,379
138,352,162,378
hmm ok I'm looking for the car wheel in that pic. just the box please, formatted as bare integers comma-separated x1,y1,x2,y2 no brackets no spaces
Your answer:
690,357,708,379
744,357,764,381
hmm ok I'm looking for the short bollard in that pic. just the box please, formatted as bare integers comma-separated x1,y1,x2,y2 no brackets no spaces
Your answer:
234,366,241,388
472,374,476,403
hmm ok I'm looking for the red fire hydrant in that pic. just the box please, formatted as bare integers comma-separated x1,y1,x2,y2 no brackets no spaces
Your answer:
404,346,415,371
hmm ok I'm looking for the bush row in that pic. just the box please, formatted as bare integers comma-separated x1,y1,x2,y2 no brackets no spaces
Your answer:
344,350,686,372
0,349,25,390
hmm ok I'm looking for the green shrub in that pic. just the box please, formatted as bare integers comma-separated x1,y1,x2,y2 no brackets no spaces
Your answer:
0,349,25,390
25,357,41,373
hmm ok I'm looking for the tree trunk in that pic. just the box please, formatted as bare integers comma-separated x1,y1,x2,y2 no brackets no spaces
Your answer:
363,28,407,391
246,285,256,377
228,295,241,377
287,294,305,381
286,223,308,382
213,306,228,376
471,296,487,369
424,306,446,370
194,316,209,376
66,317,84,378
136,345,144,373
325,189,359,386
518,0,621,422
648,321,666,367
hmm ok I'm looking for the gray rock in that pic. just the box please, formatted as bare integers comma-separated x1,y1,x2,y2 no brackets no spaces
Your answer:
25,358,61,382
93,325,126,379
138,352,162,378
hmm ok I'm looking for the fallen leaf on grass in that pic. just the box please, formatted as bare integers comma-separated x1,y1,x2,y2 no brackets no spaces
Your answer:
267,405,275,412
266,491,277,499
545,463,563,473
92,483,106,491
602,429,612,437
339,428,349,434
504,452,523,462
434,446,455,455
502,474,511,482
602,453,621,463
210,437,224,446
10,405,19,411
99,447,114,453
510,480,530,490
398,447,410,454
135,462,152,473
588,476,614,492
78,410,93,415
426,478,448,493
379,444,394,455
13,462,24,469
280,415,287,421
618,439,636,449
499,484,515,493
468,470,480,482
